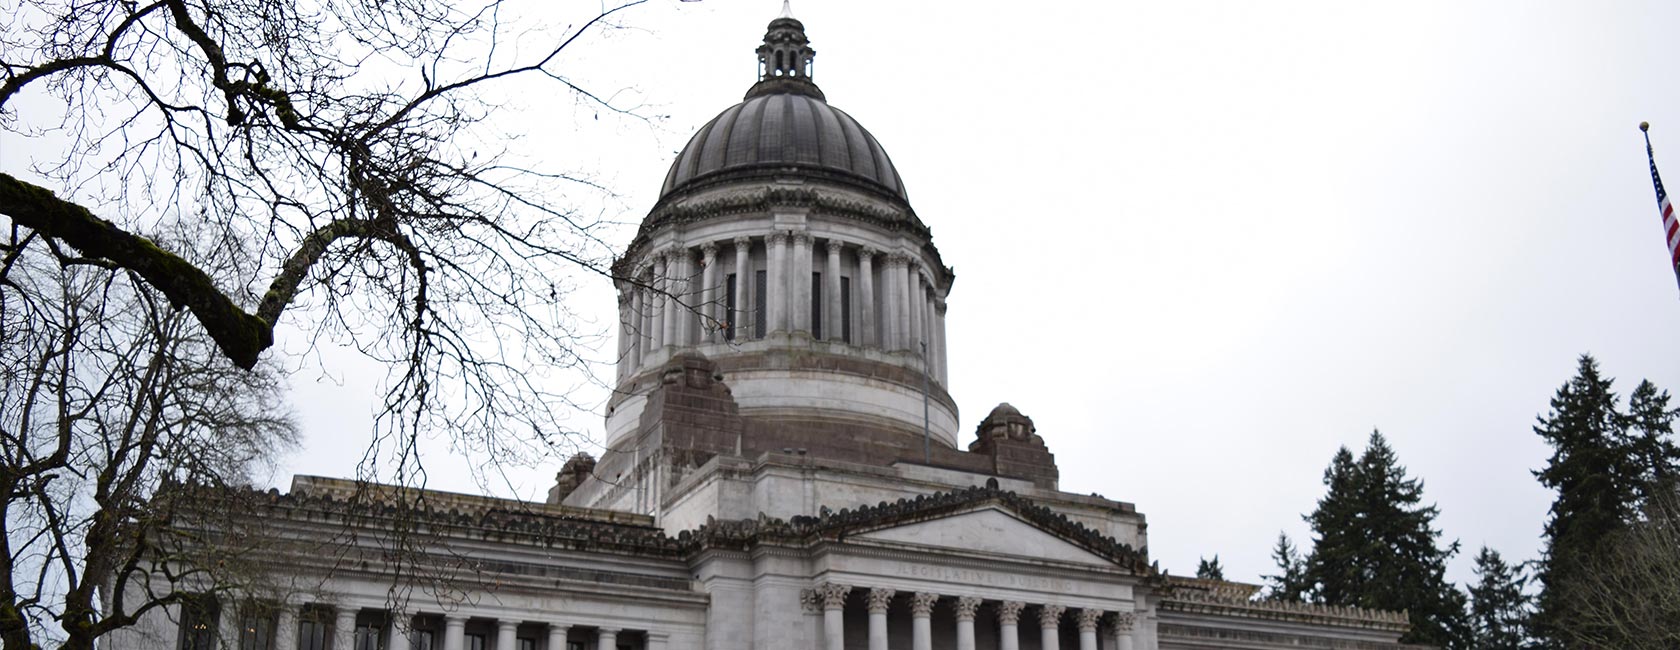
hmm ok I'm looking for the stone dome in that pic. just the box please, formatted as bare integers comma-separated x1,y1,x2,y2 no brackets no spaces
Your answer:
658,93,908,205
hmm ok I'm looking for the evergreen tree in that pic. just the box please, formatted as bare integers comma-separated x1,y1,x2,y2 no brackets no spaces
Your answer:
1531,355,1642,645
1625,379,1680,504
1468,546,1531,649
1263,533,1309,601
1196,555,1225,580
1302,431,1472,648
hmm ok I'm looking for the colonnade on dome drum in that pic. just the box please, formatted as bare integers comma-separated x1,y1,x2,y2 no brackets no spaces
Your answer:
613,230,950,388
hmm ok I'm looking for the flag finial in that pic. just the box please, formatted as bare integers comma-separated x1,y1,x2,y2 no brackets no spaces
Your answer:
1642,121,1651,133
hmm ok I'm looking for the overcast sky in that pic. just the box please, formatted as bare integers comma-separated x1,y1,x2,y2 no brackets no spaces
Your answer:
257,0,1680,590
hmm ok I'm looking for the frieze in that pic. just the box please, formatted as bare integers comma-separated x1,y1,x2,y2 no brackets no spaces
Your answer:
890,563,1075,593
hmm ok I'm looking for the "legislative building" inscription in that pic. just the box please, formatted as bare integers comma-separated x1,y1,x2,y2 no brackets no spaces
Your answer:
893,563,1075,592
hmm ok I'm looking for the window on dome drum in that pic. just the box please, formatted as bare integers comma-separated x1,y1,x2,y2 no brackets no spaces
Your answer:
355,624,384,650
411,629,435,650
566,643,584,650
238,608,276,650
176,594,219,650
466,633,486,650
811,272,823,340
517,637,536,650
725,273,738,341
754,270,767,339
296,608,330,650
841,277,852,344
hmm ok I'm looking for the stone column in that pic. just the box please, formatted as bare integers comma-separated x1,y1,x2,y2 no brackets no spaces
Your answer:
894,257,913,352
1039,605,1064,650
627,286,643,373
732,237,752,340
767,232,788,334
952,597,980,650
933,298,947,384
390,613,413,650
910,593,937,650
1075,609,1101,650
997,601,1024,650
700,243,719,342
442,616,466,650
650,256,667,352
595,628,617,650
908,270,924,354
879,255,901,350
1108,612,1136,650
866,588,895,650
792,232,813,334
665,248,688,346
333,607,358,650
824,240,843,341
275,605,299,650
816,583,850,650
217,596,241,650
857,247,876,347
495,621,516,650
546,623,569,650
729,238,749,340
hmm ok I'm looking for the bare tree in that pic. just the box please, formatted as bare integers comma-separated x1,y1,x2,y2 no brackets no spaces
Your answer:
1,0,655,485
1556,486,1680,649
0,227,298,650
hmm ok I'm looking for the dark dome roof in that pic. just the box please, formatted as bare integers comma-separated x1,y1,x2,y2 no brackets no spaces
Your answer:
659,93,908,204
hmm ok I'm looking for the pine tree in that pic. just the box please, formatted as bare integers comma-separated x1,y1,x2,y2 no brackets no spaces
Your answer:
1263,533,1309,601
1196,555,1225,580
1302,431,1472,648
1531,355,1641,645
1625,379,1680,505
1468,546,1531,649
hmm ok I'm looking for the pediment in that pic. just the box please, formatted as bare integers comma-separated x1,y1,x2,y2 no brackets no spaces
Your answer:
851,506,1113,566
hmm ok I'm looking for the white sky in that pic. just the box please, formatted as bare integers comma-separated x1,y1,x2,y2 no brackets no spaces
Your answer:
15,0,1676,591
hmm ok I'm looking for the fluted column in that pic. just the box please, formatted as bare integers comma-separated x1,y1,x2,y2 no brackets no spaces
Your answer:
894,257,913,351
1076,609,1101,650
650,256,667,352
792,232,813,334
1108,612,1137,650
495,620,517,650
910,593,937,650
880,255,902,350
333,607,357,650
866,588,895,650
666,248,689,346
546,624,569,650
908,270,924,354
595,628,617,650
857,247,876,346
700,243,719,342
627,285,644,373
275,606,298,650
824,240,842,341
767,232,788,334
933,298,947,384
1039,605,1064,650
816,583,850,650
616,288,632,382
443,616,466,650
953,597,980,650
997,601,1024,650
731,237,751,339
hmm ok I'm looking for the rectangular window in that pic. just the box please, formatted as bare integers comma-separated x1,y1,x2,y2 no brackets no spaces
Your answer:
178,595,220,650
811,272,823,340
841,277,852,344
355,625,383,650
753,270,767,339
297,612,329,650
517,639,535,650
239,611,275,650
566,643,584,650
412,630,435,650
725,273,737,341
467,634,486,650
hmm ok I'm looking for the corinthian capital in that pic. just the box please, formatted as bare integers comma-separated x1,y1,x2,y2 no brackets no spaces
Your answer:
732,236,753,251
814,583,851,610
997,601,1025,625
953,596,982,621
909,592,938,617
1076,608,1103,631
700,242,718,261
768,231,790,246
1038,604,1065,628
865,587,896,613
1107,611,1136,633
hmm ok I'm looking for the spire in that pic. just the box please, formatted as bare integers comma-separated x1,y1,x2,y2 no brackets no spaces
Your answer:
746,4,824,100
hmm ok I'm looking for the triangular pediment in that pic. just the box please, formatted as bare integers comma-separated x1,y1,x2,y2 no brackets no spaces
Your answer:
851,506,1113,566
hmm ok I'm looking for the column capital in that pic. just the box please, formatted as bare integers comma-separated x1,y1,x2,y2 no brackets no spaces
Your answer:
768,231,791,245
443,614,468,624
665,246,687,261
1105,611,1136,633
866,587,896,614
497,620,519,632
597,627,622,634
858,245,876,260
909,592,938,617
1075,608,1102,632
732,235,753,250
701,242,719,259
793,231,813,245
997,601,1025,625
822,238,844,253
815,582,851,610
1038,604,1065,628
953,596,982,622
800,589,822,614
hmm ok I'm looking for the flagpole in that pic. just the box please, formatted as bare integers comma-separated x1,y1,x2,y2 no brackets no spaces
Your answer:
1638,121,1680,293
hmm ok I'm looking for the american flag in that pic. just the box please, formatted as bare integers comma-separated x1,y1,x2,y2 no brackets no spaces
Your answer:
1642,122,1680,292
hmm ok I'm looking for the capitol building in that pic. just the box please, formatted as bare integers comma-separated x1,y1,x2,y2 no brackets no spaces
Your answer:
110,7,1421,650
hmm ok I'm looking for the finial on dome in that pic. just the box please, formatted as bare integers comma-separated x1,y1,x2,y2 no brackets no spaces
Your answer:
780,0,794,19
